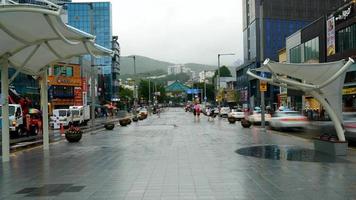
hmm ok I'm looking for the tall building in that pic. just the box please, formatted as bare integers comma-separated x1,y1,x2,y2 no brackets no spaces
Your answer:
66,2,113,102
286,0,356,112
237,0,346,109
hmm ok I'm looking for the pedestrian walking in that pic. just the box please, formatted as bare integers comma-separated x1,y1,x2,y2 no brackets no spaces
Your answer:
194,103,201,120
206,107,213,121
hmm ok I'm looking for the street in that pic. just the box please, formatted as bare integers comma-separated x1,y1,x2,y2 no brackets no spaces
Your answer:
1,108,356,200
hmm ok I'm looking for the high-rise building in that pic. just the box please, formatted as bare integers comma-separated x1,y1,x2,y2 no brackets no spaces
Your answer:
237,0,346,109
66,2,114,102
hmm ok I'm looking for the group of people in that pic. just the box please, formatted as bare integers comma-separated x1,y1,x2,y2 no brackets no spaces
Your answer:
191,102,216,121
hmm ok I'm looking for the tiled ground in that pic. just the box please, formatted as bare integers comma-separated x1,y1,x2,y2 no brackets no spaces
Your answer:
1,108,356,200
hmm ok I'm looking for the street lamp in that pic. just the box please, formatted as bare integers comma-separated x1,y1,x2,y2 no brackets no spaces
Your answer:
217,53,235,90
217,53,234,106
128,56,137,114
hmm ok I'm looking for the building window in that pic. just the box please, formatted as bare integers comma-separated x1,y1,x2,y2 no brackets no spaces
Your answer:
337,24,356,53
66,67,73,77
290,45,302,63
304,37,319,62
52,86,74,99
53,65,62,76
53,65,73,77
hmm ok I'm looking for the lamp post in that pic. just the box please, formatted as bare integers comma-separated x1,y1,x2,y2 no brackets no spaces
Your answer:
217,53,234,105
128,56,137,114
203,70,207,105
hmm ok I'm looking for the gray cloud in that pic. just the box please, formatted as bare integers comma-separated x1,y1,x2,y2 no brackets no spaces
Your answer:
74,0,243,66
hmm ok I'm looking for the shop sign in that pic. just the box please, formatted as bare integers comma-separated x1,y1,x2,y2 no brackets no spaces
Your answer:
335,6,352,22
343,87,356,95
259,81,267,92
326,17,336,56
74,87,83,106
82,78,87,92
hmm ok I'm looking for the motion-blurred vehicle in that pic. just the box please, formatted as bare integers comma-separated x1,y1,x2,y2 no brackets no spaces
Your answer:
219,107,230,118
228,109,244,121
269,111,308,130
343,112,356,140
248,110,271,125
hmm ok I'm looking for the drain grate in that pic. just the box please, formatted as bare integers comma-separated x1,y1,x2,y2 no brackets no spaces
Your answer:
236,145,349,163
15,184,85,197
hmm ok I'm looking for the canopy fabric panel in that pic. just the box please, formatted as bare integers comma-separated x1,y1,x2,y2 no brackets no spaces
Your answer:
256,59,346,86
247,58,355,142
0,5,113,75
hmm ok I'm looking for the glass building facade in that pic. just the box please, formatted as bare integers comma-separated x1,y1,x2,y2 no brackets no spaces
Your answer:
239,0,345,109
66,2,113,101
264,19,309,61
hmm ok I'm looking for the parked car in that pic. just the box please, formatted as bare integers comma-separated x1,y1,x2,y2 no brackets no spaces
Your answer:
219,107,230,118
343,112,356,141
248,110,271,125
228,109,244,121
269,111,308,130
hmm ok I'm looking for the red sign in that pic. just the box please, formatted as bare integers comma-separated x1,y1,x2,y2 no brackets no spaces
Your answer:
81,78,87,92
74,87,83,106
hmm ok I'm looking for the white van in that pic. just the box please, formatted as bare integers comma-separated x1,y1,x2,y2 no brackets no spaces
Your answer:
50,109,72,128
69,106,90,125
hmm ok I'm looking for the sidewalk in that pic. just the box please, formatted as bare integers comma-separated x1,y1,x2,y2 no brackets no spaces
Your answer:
1,114,131,153
1,108,356,200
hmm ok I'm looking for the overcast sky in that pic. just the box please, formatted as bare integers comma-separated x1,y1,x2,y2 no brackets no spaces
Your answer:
73,0,243,66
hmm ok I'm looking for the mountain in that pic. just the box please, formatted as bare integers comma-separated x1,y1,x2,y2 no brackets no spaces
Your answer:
120,55,174,75
120,55,218,75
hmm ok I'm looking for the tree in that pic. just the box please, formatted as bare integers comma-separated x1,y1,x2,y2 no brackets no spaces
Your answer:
214,65,232,77
212,65,232,86
118,86,133,110
191,82,215,103
138,80,167,104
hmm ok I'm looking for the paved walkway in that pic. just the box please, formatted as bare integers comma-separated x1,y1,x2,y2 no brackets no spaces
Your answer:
1,108,356,200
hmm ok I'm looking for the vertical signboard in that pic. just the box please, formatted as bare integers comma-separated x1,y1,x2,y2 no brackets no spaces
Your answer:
326,17,336,56
74,87,83,106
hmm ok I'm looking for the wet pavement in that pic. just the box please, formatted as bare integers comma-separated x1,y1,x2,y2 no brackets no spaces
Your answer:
2,108,356,199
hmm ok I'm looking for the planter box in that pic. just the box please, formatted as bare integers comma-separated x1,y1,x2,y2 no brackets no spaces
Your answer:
241,119,251,128
104,123,115,130
119,119,130,126
313,138,348,156
65,133,82,143
228,117,236,124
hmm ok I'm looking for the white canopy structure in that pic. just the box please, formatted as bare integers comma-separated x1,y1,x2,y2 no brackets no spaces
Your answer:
0,2,113,162
247,58,354,142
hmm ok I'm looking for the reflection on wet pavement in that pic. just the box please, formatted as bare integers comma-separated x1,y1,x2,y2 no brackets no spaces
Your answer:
236,145,349,163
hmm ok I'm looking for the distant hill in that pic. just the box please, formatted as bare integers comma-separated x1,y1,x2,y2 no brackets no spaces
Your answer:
120,55,174,75
120,55,218,75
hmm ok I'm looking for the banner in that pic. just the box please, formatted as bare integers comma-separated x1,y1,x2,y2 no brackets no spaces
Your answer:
326,17,336,56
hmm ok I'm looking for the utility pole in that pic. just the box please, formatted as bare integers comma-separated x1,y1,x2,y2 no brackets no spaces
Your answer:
204,70,207,105
148,78,151,106
260,0,266,130
130,56,138,115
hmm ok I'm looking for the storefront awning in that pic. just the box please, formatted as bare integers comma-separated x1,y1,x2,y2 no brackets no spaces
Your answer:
0,4,113,75
0,2,113,162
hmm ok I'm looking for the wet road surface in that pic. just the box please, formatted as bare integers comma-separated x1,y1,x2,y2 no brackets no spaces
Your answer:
1,108,356,200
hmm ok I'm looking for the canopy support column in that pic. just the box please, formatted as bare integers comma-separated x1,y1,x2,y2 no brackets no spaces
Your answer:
2,57,10,162
310,90,345,141
40,70,49,150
